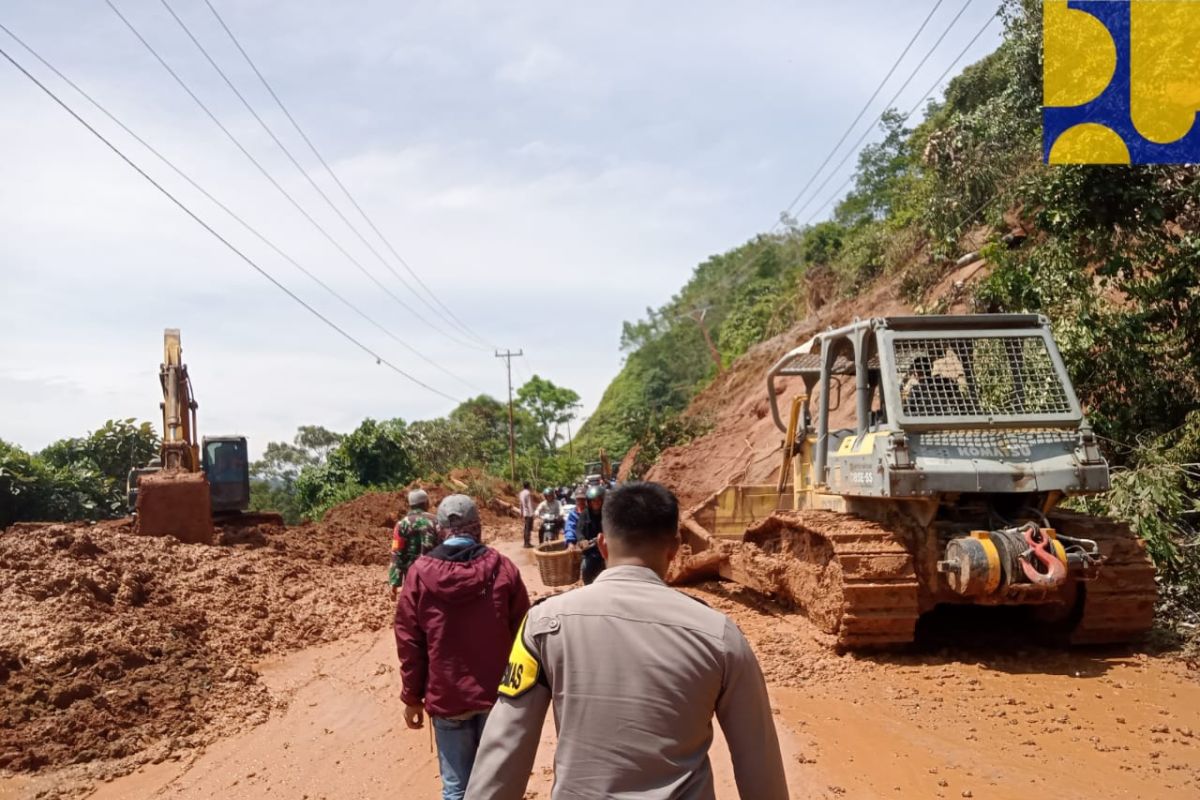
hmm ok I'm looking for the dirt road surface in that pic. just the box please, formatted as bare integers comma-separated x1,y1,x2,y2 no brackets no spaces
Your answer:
4,525,1198,800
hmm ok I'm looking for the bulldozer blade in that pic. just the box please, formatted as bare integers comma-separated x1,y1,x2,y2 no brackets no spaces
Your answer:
135,471,214,545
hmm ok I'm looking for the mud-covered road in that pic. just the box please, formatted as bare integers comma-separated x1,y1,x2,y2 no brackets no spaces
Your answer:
3,528,1198,800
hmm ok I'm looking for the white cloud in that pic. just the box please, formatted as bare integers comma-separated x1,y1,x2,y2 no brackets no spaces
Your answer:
0,0,1004,457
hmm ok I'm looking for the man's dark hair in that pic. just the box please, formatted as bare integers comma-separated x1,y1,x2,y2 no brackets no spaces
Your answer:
523,481,531,489
602,482,679,546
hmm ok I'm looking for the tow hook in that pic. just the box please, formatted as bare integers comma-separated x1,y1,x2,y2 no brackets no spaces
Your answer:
1019,523,1067,587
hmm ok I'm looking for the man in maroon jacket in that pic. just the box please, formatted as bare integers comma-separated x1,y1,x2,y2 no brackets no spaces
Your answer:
395,494,530,800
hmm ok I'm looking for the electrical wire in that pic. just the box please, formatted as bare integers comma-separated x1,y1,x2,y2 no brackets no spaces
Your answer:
0,40,462,404
802,12,998,226
779,0,948,219
104,0,488,354
201,0,495,350
705,3,993,298
159,0,490,351
0,23,482,395
790,0,977,221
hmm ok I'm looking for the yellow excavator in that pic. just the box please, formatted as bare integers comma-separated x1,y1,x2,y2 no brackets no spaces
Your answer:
129,329,274,543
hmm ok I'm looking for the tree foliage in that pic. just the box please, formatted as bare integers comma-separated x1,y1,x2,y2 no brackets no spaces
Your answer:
516,375,581,453
1,419,159,527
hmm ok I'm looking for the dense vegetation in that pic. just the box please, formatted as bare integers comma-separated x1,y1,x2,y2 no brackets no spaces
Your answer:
250,376,584,523
577,0,1200,609
0,419,158,528
1,376,583,527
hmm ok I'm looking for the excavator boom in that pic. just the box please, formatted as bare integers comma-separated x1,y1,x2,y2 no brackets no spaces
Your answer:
135,329,214,544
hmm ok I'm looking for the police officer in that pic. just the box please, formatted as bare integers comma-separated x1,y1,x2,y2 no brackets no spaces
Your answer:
564,484,606,584
464,481,789,800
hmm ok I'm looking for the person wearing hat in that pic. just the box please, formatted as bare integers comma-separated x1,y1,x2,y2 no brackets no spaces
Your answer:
565,484,607,585
533,487,563,543
389,488,438,600
394,494,530,800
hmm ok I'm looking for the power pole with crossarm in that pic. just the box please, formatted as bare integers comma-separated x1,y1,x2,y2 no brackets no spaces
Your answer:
495,349,523,481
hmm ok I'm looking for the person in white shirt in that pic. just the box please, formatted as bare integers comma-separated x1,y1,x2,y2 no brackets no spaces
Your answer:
518,482,535,548
533,487,562,543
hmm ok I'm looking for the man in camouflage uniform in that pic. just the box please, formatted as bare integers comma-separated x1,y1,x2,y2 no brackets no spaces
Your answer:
390,489,438,599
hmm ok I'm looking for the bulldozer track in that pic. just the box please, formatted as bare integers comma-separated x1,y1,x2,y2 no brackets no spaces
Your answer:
1049,510,1158,645
743,511,920,649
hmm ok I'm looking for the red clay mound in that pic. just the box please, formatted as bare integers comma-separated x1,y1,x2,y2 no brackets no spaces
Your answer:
0,522,384,780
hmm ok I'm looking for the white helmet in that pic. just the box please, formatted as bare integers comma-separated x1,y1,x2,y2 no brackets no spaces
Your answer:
407,489,430,508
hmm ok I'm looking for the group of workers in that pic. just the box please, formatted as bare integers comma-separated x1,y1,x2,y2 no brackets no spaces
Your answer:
389,482,789,800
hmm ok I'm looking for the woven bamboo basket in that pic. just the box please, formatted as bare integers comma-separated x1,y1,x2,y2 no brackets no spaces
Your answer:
533,541,581,587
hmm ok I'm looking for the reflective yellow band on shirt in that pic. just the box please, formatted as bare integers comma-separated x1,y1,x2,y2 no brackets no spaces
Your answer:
498,617,540,698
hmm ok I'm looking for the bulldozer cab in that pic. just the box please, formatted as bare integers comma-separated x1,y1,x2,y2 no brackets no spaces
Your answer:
202,436,251,513
710,315,1110,534
768,314,1105,500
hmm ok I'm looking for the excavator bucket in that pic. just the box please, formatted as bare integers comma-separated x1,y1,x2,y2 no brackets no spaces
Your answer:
135,471,215,545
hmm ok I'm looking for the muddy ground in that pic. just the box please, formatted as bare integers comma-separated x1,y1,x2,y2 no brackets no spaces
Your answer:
1,505,1197,800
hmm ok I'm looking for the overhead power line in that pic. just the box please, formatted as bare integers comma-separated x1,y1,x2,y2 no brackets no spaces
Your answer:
159,0,490,352
713,2,993,294
0,41,461,404
103,0,487,354
779,0,948,219
803,12,998,226
0,21,482,395
0,24,482,398
201,0,495,350
790,0,976,221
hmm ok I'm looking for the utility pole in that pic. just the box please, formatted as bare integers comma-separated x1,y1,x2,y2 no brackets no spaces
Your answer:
684,307,723,374
495,349,523,481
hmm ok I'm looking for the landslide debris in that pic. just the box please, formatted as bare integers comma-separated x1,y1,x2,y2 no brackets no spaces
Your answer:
0,480,520,789
0,520,384,782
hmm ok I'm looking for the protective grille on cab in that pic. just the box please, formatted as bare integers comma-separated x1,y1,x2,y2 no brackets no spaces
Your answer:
895,336,1072,419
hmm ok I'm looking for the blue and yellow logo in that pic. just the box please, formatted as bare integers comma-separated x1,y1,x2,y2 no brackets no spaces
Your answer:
1044,0,1200,164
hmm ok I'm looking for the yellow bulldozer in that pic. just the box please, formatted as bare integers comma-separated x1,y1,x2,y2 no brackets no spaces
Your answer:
128,329,276,543
672,314,1157,649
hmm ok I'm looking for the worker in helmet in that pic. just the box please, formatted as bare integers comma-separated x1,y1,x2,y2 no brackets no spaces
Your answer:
563,488,586,542
389,489,438,600
534,487,562,543
565,484,607,584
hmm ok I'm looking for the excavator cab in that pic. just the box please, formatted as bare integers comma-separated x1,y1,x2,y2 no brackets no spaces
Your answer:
202,436,251,514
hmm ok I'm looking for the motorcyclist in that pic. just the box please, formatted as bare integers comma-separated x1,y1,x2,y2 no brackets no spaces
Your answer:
534,487,563,544
565,485,607,584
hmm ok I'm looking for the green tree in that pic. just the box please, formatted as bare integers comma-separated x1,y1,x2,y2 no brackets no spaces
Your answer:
517,376,581,453
36,418,159,519
40,418,159,487
293,425,343,461
338,418,412,486
1,434,133,527
407,415,490,476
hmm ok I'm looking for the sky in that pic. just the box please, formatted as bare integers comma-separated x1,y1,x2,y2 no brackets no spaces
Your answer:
0,0,1003,458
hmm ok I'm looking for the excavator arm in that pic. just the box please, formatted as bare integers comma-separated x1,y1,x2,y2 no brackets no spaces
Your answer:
135,328,214,544
159,328,200,472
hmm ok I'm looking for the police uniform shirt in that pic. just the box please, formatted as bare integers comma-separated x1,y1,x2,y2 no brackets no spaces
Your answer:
464,564,789,800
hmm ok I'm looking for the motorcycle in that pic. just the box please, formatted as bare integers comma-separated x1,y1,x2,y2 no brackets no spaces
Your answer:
538,510,564,544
